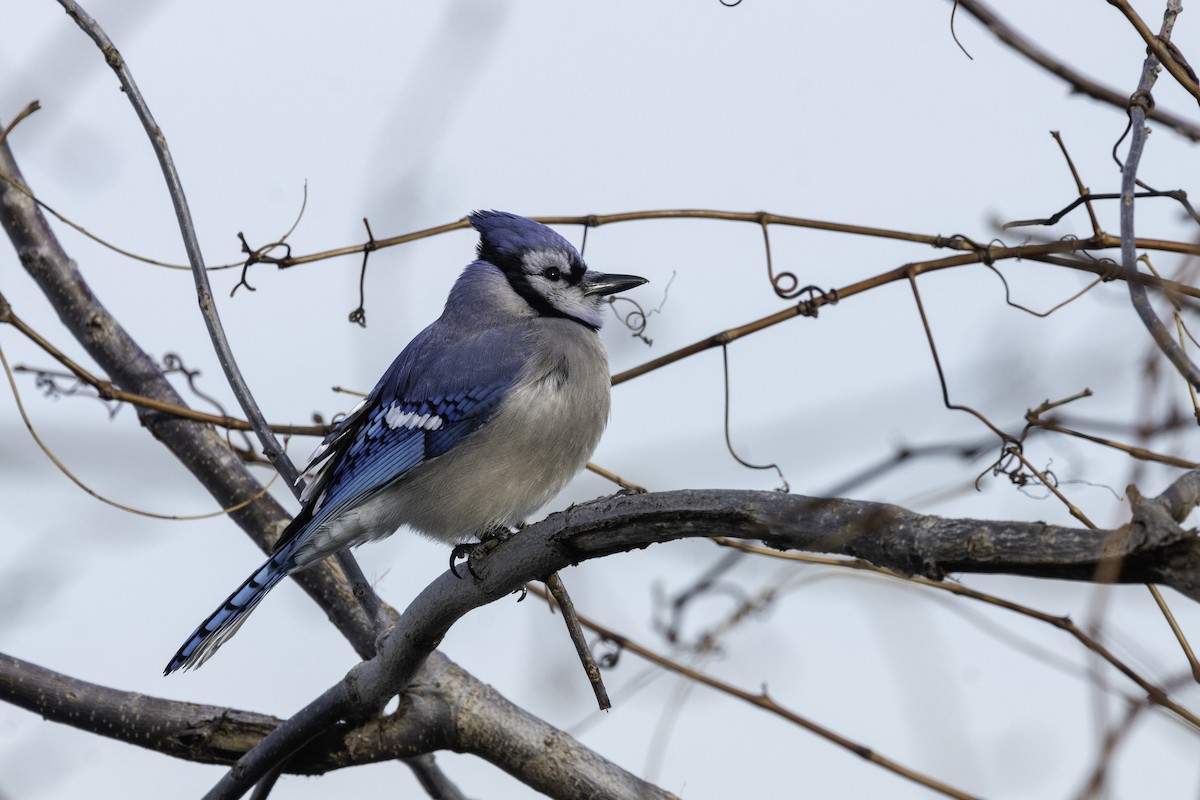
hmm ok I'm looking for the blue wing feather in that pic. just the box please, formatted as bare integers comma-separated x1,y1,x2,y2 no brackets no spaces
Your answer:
298,322,531,531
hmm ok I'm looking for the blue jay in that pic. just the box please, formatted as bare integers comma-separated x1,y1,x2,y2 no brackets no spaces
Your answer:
165,211,646,674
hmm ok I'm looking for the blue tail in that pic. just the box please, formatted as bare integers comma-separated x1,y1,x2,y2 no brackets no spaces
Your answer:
164,540,298,674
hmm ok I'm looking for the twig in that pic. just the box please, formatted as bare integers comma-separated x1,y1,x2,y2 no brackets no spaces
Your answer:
0,168,244,271
0,100,40,145
1025,418,1197,469
907,271,1016,444
1108,0,1200,104
544,573,611,710
1050,131,1102,235
239,207,1195,272
246,768,282,800
1147,583,1200,683
0,327,275,520
584,462,647,493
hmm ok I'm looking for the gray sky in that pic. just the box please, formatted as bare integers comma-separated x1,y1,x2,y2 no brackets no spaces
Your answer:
3,2,1200,798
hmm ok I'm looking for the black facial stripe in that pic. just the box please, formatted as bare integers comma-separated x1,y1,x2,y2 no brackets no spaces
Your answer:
504,272,600,331
478,245,598,329
506,271,565,317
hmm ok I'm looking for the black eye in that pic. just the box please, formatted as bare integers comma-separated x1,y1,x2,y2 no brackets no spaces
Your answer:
543,267,562,282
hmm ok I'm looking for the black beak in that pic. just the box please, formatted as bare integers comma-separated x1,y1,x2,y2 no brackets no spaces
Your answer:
583,271,648,297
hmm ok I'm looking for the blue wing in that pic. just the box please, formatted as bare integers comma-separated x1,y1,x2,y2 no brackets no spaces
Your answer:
290,321,532,539
167,320,531,674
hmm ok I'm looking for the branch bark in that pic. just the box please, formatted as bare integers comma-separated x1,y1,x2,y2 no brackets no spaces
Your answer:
208,485,1200,798
0,648,667,797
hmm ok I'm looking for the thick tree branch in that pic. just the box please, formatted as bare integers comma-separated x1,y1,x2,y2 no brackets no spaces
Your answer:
0,648,659,797
209,486,1200,798
4,479,1196,799
0,652,279,767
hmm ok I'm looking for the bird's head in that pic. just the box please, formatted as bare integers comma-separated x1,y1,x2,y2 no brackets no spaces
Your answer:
469,210,647,330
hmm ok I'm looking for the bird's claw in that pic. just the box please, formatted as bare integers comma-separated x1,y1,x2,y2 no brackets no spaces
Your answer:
449,528,513,580
449,542,482,579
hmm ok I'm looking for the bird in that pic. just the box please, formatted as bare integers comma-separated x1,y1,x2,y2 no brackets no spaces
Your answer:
164,211,647,674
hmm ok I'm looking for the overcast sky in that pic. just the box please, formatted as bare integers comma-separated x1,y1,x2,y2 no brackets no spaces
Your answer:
3,2,1200,798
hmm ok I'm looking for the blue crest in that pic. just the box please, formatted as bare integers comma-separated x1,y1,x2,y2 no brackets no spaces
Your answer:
469,210,582,268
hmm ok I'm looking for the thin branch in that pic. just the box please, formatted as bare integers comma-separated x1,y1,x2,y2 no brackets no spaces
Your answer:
235,207,1196,273
1117,5,1200,391
1025,417,1197,469
584,462,648,493
0,168,244,271
0,100,40,145
611,234,1200,387
544,572,611,710
0,324,278,520
0,129,379,661
56,0,383,637
1147,583,1200,683
0,295,326,435
1050,131,1102,236
403,754,470,800
1108,0,1200,105
907,270,1017,444
55,0,302,490
950,0,1200,140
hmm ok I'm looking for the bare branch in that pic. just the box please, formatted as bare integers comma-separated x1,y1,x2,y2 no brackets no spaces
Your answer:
612,234,1200,386
56,0,300,488
0,132,378,660
0,649,659,797
1108,0,1200,104
951,0,1200,140
1118,5,1200,391
0,296,326,436
207,487,1200,798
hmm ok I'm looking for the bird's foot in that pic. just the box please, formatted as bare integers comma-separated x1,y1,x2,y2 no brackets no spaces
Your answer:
449,527,514,580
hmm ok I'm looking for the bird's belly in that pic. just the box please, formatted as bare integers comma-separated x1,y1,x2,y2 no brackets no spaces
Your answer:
379,357,609,544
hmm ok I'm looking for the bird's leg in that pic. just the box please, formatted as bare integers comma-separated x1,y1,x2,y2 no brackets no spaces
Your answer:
449,526,515,580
